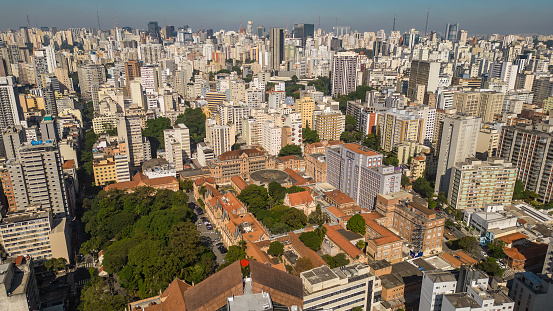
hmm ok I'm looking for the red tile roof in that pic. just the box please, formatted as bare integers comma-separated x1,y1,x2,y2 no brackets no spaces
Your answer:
105,172,178,191
326,206,347,219
288,232,327,267
62,160,75,170
343,143,380,156
324,225,363,259
218,148,266,161
231,175,248,190
286,191,313,207
284,168,308,185
195,177,215,186
326,190,355,204
498,232,528,244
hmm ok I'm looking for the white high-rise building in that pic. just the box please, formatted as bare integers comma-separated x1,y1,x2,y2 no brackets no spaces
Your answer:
205,119,235,157
164,124,191,170
331,52,358,97
118,116,151,167
434,115,482,195
261,120,281,156
0,76,23,129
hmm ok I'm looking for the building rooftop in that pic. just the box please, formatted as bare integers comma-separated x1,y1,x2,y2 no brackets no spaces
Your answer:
250,169,290,184
342,143,381,156
368,259,392,271
0,206,49,225
381,273,405,289
444,293,480,308
425,270,457,283
301,265,337,286
326,190,355,204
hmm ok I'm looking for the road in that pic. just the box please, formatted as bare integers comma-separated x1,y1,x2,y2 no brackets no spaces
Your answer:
188,197,226,267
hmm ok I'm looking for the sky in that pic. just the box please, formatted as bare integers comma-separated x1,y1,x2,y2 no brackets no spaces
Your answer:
1,0,552,35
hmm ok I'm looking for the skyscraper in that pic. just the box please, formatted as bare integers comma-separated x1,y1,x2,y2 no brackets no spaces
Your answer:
445,23,459,41
331,52,358,97
407,60,440,101
77,63,106,109
270,28,284,70
147,21,160,42
6,141,70,217
434,115,482,195
118,116,151,167
124,60,142,96
164,124,191,170
0,76,23,130
293,23,314,46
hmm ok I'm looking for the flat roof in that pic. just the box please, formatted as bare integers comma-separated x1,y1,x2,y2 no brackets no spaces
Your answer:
302,265,337,285
336,228,363,241
342,143,381,156
425,270,457,283
368,260,392,271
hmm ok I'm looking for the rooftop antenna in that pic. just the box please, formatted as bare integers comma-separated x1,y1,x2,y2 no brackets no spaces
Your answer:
96,9,101,30
240,15,242,31
318,15,321,30
26,15,31,29
392,15,396,32
425,8,429,36
115,11,118,28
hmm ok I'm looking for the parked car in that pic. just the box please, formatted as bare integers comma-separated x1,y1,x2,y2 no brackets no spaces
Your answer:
206,224,213,230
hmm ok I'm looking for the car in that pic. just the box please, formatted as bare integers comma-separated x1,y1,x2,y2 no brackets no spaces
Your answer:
218,246,227,254
216,242,223,247
196,209,204,215
206,225,213,230
214,238,221,243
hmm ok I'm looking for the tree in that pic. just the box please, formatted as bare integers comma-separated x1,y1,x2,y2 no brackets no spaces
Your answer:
458,236,479,253
237,185,268,213
294,257,314,275
383,154,399,167
179,179,194,192
356,240,366,249
79,273,128,311
278,144,302,157
476,257,504,277
351,307,363,311
268,241,284,257
142,117,172,156
44,258,67,273
303,126,320,144
347,214,366,235
412,178,434,198
299,231,322,251
487,240,506,259
437,192,448,206
175,108,207,144
280,208,307,230
401,175,411,187
333,253,350,267
427,198,438,210
307,76,331,95
345,115,357,132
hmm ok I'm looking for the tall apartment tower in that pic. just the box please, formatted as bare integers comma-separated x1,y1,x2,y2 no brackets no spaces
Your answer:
118,116,150,167
6,141,70,218
163,124,191,170
326,143,401,209
331,52,358,97
0,76,23,130
434,115,481,195
509,272,553,311
77,64,106,109
313,111,345,141
498,123,553,203
125,60,142,96
407,60,440,101
205,119,235,157
261,120,282,156
270,28,284,70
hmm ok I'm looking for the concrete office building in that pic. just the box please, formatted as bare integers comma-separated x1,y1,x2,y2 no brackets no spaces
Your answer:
124,60,142,96
0,76,23,129
448,158,517,210
164,124,191,170
196,142,215,167
295,96,316,128
445,23,459,41
270,28,284,70
543,240,553,275
378,109,424,152
463,205,518,234
77,63,106,108
498,123,553,203
301,263,382,311
205,120,235,157
435,115,481,195
2,126,25,160
408,61,440,101
0,205,70,261
327,143,393,209
509,272,553,311
6,141,70,218
331,52,358,97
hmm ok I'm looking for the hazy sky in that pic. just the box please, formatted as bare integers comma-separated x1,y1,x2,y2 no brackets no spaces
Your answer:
1,0,552,35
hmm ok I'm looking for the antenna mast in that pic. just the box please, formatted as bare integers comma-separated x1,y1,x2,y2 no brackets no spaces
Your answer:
425,8,429,36
96,10,101,30
392,15,396,32
26,15,31,29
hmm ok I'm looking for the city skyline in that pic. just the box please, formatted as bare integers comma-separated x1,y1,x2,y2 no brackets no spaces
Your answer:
1,0,552,35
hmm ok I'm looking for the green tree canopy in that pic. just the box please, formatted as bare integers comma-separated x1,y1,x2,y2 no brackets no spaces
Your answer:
347,214,366,235
268,241,285,257
175,108,207,144
142,117,172,156
345,115,357,132
303,126,320,144
476,257,504,277
278,144,302,157
237,184,269,213
299,231,323,251
412,178,434,198
458,236,479,253
280,208,307,230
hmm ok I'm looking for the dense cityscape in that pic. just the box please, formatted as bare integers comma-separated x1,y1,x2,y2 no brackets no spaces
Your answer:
0,7,552,311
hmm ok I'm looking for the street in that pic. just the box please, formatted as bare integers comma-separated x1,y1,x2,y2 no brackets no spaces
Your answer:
188,197,226,267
